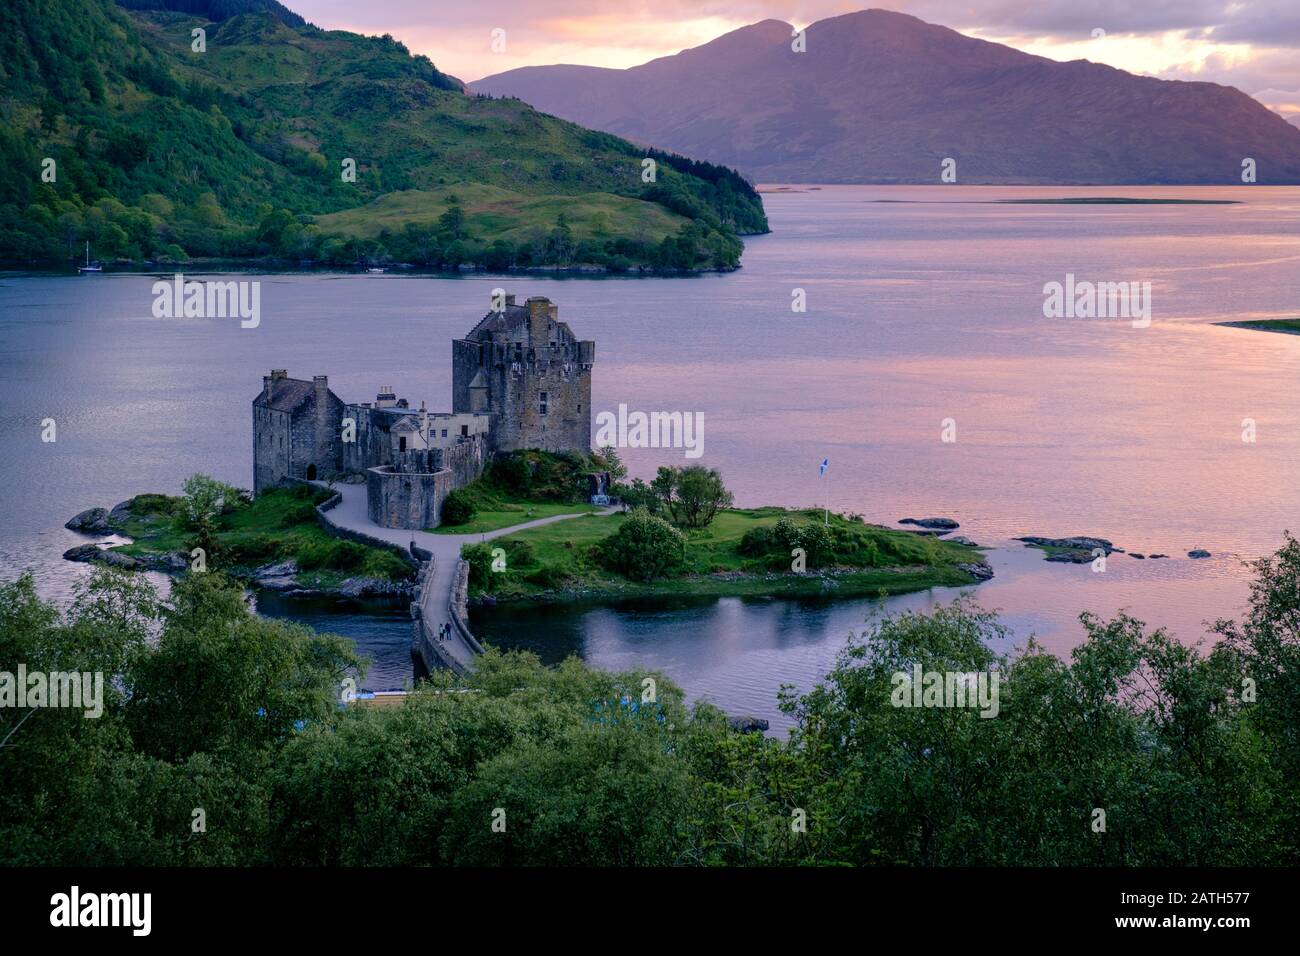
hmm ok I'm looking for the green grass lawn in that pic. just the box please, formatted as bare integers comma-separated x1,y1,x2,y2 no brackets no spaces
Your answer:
430,500,600,536
111,487,412,583
473,507,984,602
316,184,688,248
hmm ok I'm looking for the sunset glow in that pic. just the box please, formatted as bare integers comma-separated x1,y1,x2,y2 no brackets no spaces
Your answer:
291,0,1300,125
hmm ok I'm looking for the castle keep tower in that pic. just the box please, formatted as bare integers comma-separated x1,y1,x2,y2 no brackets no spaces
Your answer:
452,294,594,454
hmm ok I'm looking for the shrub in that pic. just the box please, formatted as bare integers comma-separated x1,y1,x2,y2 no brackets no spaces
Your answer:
441,489,475,526
615,478,660,514
738,525,776,556
298,539,367,572
526,564,569,589
741,516,835,569
278,500,318,528
222,535,281,566
597,509,685,582
128,493,176,516
502,538,534,566
461,543,496,592
360,549,413,581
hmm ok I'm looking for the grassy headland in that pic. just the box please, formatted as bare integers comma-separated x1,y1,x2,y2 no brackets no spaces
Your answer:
0,0,767,272
465,507,988,603
88,484,411,587
1216,318,1300,336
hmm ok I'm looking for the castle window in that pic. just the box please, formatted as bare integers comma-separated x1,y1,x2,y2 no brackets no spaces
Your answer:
461,425,469,436
539,392,548,415
441,429,448,438
399,437,407,452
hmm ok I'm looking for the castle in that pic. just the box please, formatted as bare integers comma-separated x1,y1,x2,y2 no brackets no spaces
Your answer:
253,294,595,529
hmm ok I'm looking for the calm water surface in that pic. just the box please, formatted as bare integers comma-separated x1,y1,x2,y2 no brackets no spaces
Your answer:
2,185,1297,724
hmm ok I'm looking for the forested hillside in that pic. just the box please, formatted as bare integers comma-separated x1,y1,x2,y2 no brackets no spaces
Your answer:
0,0,767,271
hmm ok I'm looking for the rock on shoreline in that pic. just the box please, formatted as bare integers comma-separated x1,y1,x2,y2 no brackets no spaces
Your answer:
1017,535,1121,563
899,517,960,530
65,508,113,535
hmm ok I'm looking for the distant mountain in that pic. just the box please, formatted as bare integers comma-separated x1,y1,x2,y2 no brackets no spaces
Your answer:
0,0,766,270
474,9,1300,185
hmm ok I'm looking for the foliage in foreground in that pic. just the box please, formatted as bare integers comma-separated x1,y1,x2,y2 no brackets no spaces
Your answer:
3,535,1300,865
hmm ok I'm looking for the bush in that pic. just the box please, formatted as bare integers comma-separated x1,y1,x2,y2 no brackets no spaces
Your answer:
502,538,534,566
441,489,475,526
526,564,570,589
461,543,496,592
738,525,776,556
222,535,281,566
740,516,836,569
128,493,176,516
487,450,592,502
297,539,367,572
614,478,660,514
278,501,318,528
360,549,413,581
597,509,685,582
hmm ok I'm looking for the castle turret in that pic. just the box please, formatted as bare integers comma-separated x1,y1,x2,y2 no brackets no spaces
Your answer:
452,294,592,454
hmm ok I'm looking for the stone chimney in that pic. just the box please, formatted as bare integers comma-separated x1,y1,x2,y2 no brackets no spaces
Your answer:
264,368,287,403
313,375,329,404
505,293,516,307
526,296,550,348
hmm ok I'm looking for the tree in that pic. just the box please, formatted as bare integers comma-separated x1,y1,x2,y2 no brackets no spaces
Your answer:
597,508,685,581
438,203,463,240
441,489,475,526
176,474,242,561
596,445,627,483
649,465,733,529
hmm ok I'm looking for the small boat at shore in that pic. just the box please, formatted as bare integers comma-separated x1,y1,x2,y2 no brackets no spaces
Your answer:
365,266,386,274
77,241,102,273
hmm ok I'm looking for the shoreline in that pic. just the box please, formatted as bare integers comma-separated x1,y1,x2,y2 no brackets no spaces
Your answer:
1215,319,1300,337
470,561,993,610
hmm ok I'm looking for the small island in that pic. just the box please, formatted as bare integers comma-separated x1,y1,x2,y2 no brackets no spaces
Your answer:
1216,318,1300,336
445,451,991,604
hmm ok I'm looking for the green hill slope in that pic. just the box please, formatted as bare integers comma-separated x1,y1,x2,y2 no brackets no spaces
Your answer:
0,0,767,271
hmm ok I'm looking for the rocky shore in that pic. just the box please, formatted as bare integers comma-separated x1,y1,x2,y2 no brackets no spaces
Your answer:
1017,535,1212,563
63,498,412,600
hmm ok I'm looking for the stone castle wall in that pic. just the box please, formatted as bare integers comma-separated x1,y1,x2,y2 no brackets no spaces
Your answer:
365,433,488,530
490,358,592,454
435,433,487,489
367,466,453,530
253,406,291,495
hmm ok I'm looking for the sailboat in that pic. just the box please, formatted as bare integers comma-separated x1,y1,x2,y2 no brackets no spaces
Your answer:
77,241,102,273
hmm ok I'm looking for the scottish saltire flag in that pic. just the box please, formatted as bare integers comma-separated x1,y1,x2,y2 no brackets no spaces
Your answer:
819,457,829,476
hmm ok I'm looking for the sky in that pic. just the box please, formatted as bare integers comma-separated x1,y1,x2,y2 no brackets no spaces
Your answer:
287,1,1300,126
